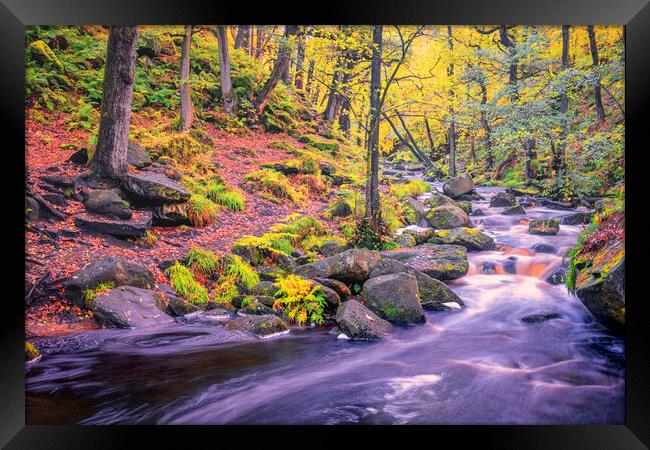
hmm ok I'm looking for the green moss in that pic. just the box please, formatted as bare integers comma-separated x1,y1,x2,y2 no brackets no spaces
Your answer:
270,214,325,240
389,179,432,199
29,40,65,71
243,169,304,205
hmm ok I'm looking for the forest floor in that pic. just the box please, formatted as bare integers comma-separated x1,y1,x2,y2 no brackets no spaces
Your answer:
25,112,336,337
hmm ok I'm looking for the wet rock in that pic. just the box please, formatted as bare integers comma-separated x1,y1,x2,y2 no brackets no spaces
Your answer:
64,256,154,307
229,314,288,337
501,204,526,215
85,189,132,219
382,244,469,281
454,191,483,201
490,191,517,207
425,205,470,229
165,292,200,316
561,211,594,225
362,273,425,325
536,198,575,210
546,266,567,285
312,277,352,299
429,227,495,251
314,283,341,309
480,261,497,274
532,243,557,254
456,200,472,214
368,258,463,311
529,218,560,235
74,210,152,238
127,142,152,169
238,299,275,316
335,299,392,340
442,174,474,198
92,286,175,328
121,172,190,204
503,256,518,274
471,208,485,216
521,312,561,323
294,248,381,284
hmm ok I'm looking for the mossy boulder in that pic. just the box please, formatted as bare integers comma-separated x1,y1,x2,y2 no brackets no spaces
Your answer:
442,174,474,198
428,193,458,209
84,189,132,220
229,314,288,337
121,172,191,204
29,40,64,71
393,233,417,248
299,134,340,154
64,256,154,307
402,228,435,245
425,205,470,229
327,198,353,218
294,248,381,284
255,265,286,282
490,191,517,207
429,227,495,251
381,244,469,281
529,219,560,235
335,299,393,340
561,211,594,225
368,258,463,311
362,273,425,325
404,198,429,225
501,204,526,215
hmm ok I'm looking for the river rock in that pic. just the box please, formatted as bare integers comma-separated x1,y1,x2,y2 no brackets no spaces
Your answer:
250,281,279,297
561,211,594,225
402,228,435,245
64,256,154,307
425,205,470,229
238,299,275,315
521,312,561,323
362,273,425,325
381,244,469,281
501,204,526,215
546,266,567,285
442,174,474,198
85,189,132,219
428,193,458,209
121,172,190,204
294,248,381,283
165,292,201,316
404,197,429,225
529,219,560,235
455,191,483,201
532,243,557,254
368,258,463,311
335,299,393,340
74,210,152,238
594,198,616,212
314,283,341,309
312,277,352,299
229,314,288,337
490,191,517,207
92,286,175,328
429,227,495,251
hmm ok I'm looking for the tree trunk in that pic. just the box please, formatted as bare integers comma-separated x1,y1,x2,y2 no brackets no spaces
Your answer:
234,25,251,52
553,25,570,175
587,25,605,121
179,25,194,132
254,25,298,115
294,35,305,89
255,26,264,59
447,25,456,177
365,25,382,230
524,138,537,180
92,25,138,178
324,62,342,122
424,117,435,157
305,59,315,95
479,76,493,169
215,26,237,117
469,135,476,163
500,25,519,102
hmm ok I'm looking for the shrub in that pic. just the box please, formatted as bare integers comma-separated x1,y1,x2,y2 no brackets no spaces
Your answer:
165,262,209,305
301,234,346,253
212,274,240,306
221,254,260,290
82,281,115,308
187,194,218,227
243,169,304,204
186,246,220,277
273,275,327,325
232,232,298,262
270,214,325,240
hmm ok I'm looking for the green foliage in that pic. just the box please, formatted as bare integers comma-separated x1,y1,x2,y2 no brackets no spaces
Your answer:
205,179,246,211
565,216,600,293
243,169,304,204
187,194,218,227
82,281,115,308
270,214,325,240
186,247,220,277
221,255,260,290
301,234,346,253
166,262,209,305
273,274,327,325
348,217,397,251
232,232,298,260
389,179,431,199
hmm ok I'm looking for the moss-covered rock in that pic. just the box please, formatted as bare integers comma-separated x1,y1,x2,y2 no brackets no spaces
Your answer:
229,314,288,337
335,299,393,340
490,191,517,207
381,244,469,281
29,40,64,71
529,218,560,235
425,205,470,229
121,172,191,204
430,227,495,251
299,134,340,154
442,174,474,198
428,193,457,209
501,204,526,215
362,273,425,325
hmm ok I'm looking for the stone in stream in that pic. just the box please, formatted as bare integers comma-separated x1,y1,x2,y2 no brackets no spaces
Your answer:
74,210,152,238
442,174,474,198
489,191,517,207
65,256,155,308
91,286,175,328
429,227,495,251
404,197,429,225
368,258,463,311
428,192,458,209
500,204,526,215
425,205,470,229
238,300,275,316
294,248,381,284
532,243,557,254
471,208,485,216
228,314,288,337
381,244,469,281
165,292,201,316
561,211,594,225
335,299,393,340
529,219,560,235
503,256,518,275
311,277,352,299
362,273,425,325
455,191,484,201
121,172,191,204
84,189,132,219
545,266,567,285
401,227,435,245
313,283,341,309
521,312,562,323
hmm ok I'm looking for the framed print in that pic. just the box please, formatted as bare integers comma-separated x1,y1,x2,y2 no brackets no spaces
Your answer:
2,0,649,447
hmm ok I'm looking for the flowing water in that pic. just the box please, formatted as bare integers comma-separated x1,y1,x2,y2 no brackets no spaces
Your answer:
25,184,624,424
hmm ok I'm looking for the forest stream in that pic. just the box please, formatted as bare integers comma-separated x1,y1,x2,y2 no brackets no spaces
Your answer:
25,181,624,425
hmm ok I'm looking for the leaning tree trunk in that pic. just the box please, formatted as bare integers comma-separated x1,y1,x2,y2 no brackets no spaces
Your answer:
587,25,605,121
447,25,457,177
254,25,298,115
215,26,237,117
92,25,138,178
294,35,305,90
365,25,382,231
305,59,315,95
179,25,194,132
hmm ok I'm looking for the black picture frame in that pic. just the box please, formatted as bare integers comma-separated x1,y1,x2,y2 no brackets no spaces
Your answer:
3,1,649,448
